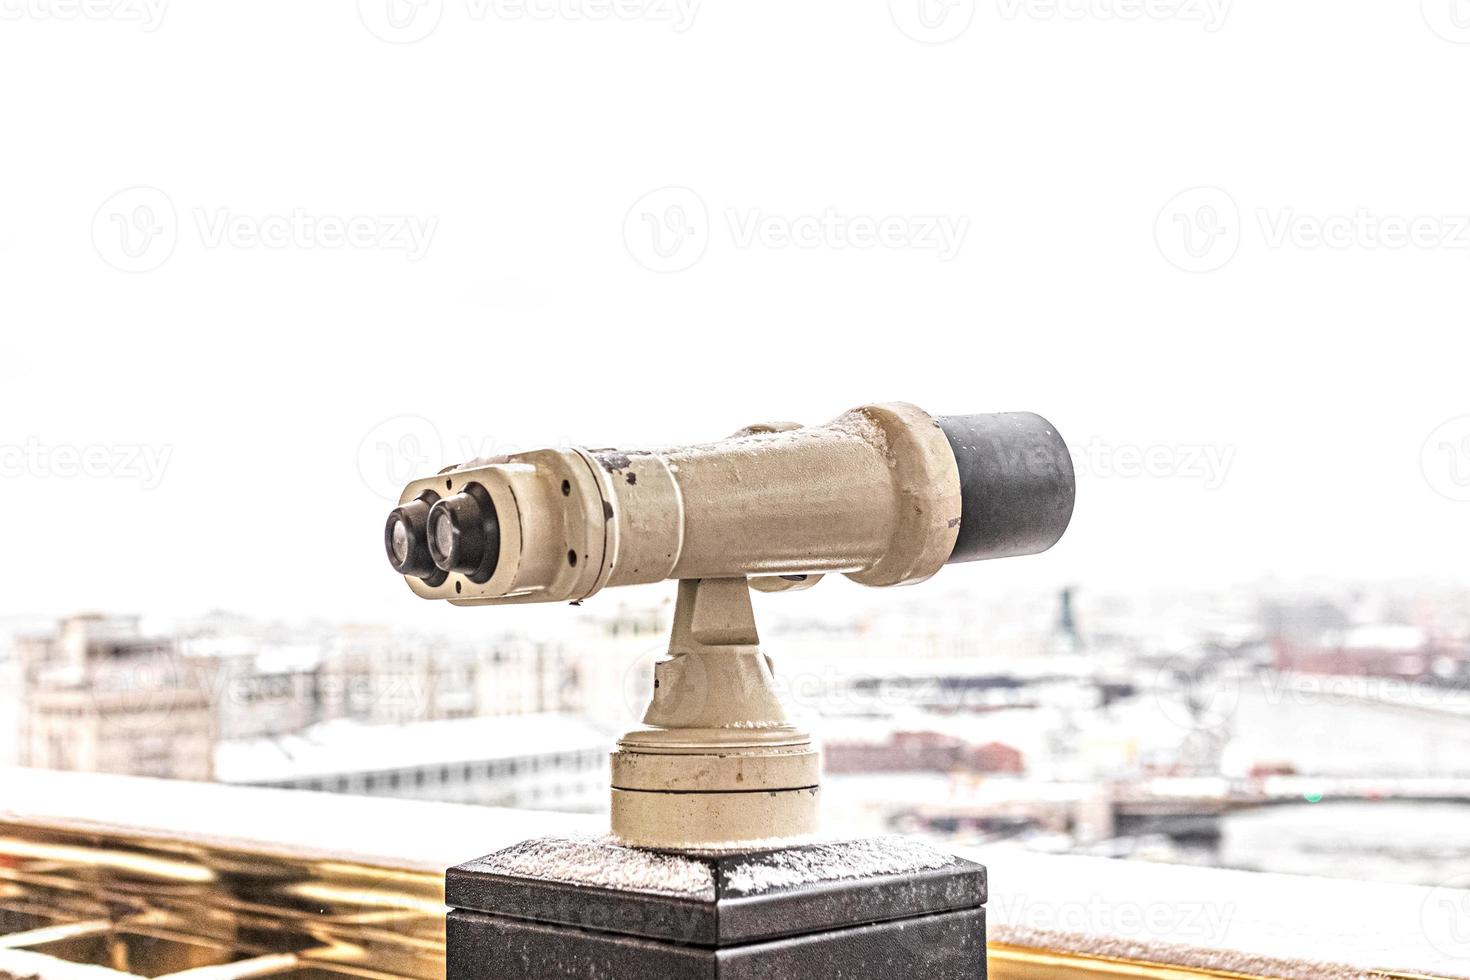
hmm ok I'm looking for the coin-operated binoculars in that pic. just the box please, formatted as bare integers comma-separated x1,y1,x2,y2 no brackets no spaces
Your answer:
385,402,1074,980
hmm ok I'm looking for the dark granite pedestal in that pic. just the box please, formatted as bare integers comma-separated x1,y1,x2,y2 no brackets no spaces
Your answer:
446,836,987,979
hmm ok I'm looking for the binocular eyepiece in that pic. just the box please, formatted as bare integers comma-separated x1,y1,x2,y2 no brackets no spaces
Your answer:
384,403,1074,606
385,483,507,586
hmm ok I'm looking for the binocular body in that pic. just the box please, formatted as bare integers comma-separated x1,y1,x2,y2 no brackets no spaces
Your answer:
386,402,1074,604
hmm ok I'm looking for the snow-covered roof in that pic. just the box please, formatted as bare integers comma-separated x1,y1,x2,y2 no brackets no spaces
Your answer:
215,712,613,784
816,708,1058,753
1338,624,1426,652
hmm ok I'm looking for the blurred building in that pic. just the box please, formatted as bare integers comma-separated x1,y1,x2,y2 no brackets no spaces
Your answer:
1273,625,1439,679
184,618,584,734
15,615,214,780
569,602,673,732
1259,596,1351,642
825,728,1024,775
214,712,612,812
12,613,590,790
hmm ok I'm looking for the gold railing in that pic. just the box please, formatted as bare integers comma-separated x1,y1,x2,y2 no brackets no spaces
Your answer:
0,827,444,979
0,769,1464,980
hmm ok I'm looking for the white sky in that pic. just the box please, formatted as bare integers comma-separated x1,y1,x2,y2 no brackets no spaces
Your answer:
2,4,1468,629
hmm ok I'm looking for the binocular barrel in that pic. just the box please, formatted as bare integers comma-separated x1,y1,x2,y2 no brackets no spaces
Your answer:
385,403,1074,605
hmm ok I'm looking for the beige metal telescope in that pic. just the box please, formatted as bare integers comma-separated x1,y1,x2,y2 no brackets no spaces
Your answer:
385,402,1074,849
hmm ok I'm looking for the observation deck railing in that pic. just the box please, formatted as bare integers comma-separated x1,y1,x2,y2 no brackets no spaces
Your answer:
0,769,1464,980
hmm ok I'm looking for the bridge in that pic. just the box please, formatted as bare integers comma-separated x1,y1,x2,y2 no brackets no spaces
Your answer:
892,774,1470,840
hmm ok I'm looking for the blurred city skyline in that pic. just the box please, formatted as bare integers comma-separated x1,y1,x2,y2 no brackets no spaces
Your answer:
7,575,1469,886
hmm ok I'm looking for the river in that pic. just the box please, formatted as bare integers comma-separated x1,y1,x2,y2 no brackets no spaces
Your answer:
1212,683,1470,885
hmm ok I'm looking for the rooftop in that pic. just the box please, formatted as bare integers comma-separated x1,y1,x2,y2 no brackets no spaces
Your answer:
213,713,614,784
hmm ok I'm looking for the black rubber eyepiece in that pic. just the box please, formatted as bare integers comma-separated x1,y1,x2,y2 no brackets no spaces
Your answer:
425,483,501,584
935,412,1076,564
384,491,449,586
